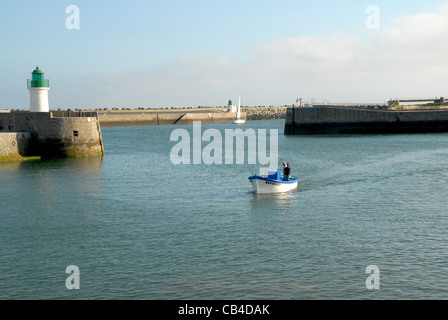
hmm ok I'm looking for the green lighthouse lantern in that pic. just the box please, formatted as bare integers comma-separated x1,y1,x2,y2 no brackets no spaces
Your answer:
28,67,50,88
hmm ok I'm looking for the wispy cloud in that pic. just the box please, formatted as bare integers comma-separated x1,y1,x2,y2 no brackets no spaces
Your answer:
53,5,448,108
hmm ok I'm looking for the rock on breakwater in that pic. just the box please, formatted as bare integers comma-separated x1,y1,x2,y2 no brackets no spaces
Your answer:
242,106,288,120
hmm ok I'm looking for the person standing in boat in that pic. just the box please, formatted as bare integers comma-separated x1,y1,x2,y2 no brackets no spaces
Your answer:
283,162,291,181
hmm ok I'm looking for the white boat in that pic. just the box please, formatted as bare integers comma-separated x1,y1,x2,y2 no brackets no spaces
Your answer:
248,171,298,194
232,95,246,124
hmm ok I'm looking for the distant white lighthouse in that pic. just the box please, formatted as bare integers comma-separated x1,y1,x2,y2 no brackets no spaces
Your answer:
227,99,236,113
27,66,50,112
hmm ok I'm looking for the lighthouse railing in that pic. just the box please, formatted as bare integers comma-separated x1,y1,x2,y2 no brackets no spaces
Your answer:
27,79,50,88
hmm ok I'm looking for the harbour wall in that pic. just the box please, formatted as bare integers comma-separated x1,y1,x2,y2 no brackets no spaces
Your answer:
285,106,448,134
0,112,104,159
98,110,245,127
96,106,287,127
0,132,31,161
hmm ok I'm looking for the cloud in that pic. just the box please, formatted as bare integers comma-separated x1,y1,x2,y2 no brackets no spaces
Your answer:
54,5,448,108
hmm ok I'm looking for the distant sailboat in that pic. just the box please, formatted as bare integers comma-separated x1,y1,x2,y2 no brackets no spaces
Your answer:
232,95,246,124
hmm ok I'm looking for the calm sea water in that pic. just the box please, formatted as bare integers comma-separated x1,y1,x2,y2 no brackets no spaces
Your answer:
1,119,447,300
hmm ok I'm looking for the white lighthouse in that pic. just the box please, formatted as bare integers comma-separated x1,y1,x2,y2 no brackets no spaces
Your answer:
27,66,50,112
227,99,236,113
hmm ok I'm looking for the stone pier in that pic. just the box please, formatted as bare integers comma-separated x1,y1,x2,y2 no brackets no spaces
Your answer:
0,111,104,160
285,106,448,134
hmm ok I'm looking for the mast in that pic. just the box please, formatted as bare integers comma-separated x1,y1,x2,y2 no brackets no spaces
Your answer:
237,95,241,119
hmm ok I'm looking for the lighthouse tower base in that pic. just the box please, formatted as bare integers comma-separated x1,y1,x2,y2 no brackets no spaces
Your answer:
29,87,50,112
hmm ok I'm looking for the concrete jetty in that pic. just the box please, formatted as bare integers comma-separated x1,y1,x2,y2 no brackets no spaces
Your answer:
0,111,104,160
2,106,287,129
93,106,287,127
97,108,243,127
285,106,448,134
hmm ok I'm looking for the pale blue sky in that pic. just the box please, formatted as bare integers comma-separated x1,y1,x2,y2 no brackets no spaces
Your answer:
1,0,448,108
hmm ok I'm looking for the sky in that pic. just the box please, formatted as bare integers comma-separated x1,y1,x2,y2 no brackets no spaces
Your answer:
1,0,448,109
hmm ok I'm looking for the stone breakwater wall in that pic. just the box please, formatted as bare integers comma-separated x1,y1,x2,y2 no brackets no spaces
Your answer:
243,107,288,120
0,132,31,161
96,106,288,127
285,106,448,134
98,110,241,127
0,112,104,159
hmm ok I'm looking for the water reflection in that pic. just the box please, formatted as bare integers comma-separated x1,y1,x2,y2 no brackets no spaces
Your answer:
0,156,103,172
0,158,40,172
9,156,105,204
26,156,105,172
249,189,297,212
